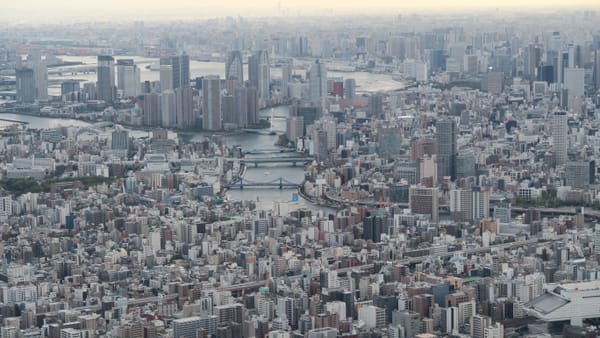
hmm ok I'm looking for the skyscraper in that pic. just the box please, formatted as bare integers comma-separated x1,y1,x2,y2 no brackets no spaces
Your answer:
160,53,190,89
97,55,116,104
563,67,585,101
552,111,568,166
202,76,222,130
281,61,292,100
594,224,600,256
436,118,457,181
16,68,35,103
16,51,47,103
248,50,270,108
141,93,161,126
175,86,195,129
595,50,600,91
226,51,244,82
362,215,382,243
308,59,328,110
343,78,356,99
161,90,176,127
117,59,140,98
246,86,259,125
160,65,174,92
234,85,248,127
525,44,541,80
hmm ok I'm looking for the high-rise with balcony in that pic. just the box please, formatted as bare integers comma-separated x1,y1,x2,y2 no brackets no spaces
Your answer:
160,53,190,89
97,55,116,104
552,111,568,166
309,59,328,111
436,118,457,181
202,76,222,130
117,59,140,98
248,50,270,108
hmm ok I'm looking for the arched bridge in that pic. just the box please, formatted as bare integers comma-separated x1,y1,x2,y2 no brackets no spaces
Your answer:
225,177,301,190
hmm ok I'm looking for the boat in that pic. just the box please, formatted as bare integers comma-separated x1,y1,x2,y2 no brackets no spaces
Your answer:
264,171,271,176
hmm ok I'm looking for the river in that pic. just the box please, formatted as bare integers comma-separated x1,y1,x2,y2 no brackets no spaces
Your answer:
0,106,335,215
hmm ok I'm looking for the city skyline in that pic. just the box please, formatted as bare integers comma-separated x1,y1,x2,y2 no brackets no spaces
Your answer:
2,3,600,338
2,0,600,22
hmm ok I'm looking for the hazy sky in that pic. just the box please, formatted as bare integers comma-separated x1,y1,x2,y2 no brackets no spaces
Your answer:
2,0,600,21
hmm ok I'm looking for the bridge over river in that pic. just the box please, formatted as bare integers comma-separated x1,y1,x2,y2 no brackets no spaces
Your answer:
225,177,301,190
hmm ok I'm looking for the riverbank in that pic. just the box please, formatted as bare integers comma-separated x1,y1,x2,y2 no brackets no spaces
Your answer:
298,184,343,210
0,110,272,138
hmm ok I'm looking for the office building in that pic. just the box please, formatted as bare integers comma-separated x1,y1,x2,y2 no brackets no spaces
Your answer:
16,68,36,103
436,118,457,181
552,111,568,166
485,71,504,94
202,76,221,130
226,51,244,82
525,44,541,80
97,55,116,104
362,215,382,243
248,50,270,108
308,59,328,110
378,128,401,158
117,59,140,97
368,93,384,117
409,186,439,223
160,53,190,89
343,78,356,99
